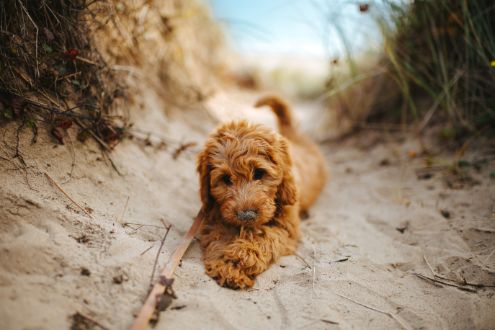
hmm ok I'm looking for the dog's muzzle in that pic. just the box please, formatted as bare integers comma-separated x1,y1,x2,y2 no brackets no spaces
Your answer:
236,209,257,221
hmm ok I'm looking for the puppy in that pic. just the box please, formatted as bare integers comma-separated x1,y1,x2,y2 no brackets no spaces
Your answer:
196,95,327,289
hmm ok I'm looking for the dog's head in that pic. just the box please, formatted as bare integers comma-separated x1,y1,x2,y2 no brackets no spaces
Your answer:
197,121,297,227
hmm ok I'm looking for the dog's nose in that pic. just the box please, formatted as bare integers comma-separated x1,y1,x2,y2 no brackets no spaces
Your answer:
237,209,257,221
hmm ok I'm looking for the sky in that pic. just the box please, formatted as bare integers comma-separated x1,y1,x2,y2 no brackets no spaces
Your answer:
209,0,387,59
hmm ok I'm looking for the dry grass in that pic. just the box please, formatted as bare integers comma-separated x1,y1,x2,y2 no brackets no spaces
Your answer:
87,0,226,106
0,0,127,149
324,0,495,139
0,0,226,153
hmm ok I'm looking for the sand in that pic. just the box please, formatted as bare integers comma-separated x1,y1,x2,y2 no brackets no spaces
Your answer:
1,88,494,330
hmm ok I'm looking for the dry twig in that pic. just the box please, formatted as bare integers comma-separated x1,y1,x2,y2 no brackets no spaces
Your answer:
61,132,77,183
413,273,478,292
421,256,495,289
335,293,411,330
131,210,204,330
294,252,312,269
44,172,93,218
74,119,123,175
311,245,317,295
148,224,172,289
124,223,162,228
140,245,154,256
423,255,436,276
118,196,130,224
172,142,197,160
17,0,39,77
71,312,109,330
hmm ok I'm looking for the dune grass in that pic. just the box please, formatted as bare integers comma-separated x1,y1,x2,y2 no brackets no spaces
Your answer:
325,0,495,138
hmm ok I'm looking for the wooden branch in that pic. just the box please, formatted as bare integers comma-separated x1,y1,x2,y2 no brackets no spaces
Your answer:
130,209,204,330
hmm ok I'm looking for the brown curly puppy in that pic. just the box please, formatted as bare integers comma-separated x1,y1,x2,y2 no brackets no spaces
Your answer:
196,95,327,289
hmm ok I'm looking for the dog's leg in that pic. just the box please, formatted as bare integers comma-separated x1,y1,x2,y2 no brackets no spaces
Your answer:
200,208,299,289
200,222,256,289
220,208,299,289
223,225,298,281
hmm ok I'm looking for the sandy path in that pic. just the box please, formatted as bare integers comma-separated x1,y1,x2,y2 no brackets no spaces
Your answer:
0,92,494,329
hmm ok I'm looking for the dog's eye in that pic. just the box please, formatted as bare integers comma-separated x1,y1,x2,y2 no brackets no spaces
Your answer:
253,168,265,180
221,174,232,185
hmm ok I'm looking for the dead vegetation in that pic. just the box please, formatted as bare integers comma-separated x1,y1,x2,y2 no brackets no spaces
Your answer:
324,1,495,140
0,0,127,150
132,211,204,330
0,0,226,159
87,0,226,106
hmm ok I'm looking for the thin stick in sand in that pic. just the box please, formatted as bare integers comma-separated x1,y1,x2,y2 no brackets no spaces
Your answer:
294,252,311,269
421,256,495,289
148,223,172,288
118,196,130,224
44,172,93,219
423,255,437,277
130,210,204,330
413,273,477,292
124,223,162,229
140,245,154,256
334,293,411,330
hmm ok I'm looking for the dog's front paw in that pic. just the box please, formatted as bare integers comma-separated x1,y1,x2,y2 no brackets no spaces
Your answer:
204,259,255,289
224,244,267,276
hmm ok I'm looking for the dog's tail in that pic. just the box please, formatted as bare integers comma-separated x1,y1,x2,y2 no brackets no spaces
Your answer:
254,95,294,133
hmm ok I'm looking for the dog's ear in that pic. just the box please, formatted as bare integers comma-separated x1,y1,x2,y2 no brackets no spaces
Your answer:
275,137,297,206
197,147,214,209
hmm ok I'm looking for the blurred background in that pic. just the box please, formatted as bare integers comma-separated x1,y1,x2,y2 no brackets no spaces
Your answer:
208,0,495,140
210,0,383,97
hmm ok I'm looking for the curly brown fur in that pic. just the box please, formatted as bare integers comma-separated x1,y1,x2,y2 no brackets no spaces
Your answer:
197,96,327,289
